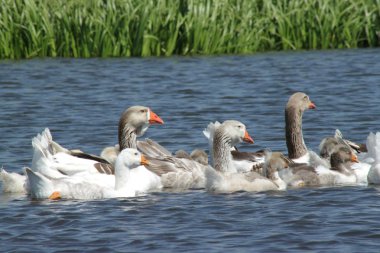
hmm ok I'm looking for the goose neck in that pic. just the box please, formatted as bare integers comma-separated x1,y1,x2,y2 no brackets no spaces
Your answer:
285,106,308,159
118,124,137,150
212,130,235,173
114,160,131,190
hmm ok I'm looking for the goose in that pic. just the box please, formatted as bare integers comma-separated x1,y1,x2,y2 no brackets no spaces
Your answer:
271,144,365,187
39,106,164,176
315,144,363,186
262,152,319,188
0,129,66,194
0,168,26,193
285,92,317,164
26,148,160,200
34,134,162,194
319,129,367,160
204,120,282,193
362,132,380,184
317,131,370,185
203,121,265,173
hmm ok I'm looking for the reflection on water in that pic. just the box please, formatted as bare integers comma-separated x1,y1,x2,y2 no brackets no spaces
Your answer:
1,49,380,252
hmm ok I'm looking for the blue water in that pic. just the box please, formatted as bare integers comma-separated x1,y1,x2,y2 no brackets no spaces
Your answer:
1,49,380,252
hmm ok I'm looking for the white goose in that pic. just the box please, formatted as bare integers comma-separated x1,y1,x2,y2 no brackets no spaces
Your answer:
26,148,159,200
204,120,283,193
362,132,380,184
203,121,265,173
0,129,65,193
35,132,162,193
0,168,26,193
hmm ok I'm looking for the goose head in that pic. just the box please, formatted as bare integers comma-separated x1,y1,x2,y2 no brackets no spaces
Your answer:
116,148,149,169
264,152,291,177
119,106,164,137
212,120,254,173
319,137,340,159
190,149,209,165
330,144,359,171
286,92,316,112
221,120,254,146
263,151,290,190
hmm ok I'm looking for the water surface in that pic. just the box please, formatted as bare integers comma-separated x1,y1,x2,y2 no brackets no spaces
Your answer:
1,49,380,252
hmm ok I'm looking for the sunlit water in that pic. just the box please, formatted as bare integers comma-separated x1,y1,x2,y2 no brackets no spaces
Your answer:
1,49,380,252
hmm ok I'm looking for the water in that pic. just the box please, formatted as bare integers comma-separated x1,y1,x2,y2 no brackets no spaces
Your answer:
1,49,380,252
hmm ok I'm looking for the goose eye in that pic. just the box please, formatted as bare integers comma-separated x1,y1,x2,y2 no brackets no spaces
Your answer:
303,96,308,100
140,109,146,113
134,152,138,156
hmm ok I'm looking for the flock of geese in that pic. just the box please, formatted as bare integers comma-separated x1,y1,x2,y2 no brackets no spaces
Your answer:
1,92,380,200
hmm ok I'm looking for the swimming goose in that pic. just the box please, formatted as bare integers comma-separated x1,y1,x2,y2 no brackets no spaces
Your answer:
32,133,162,194
319,129,367,160
363,132,380,184
318,130,370,184
205,120,281,193
203,121,264,173
26,148,159,200
0,168,26,193
0,129,68,194
261,151,318,188
315,144,362,185
43,106,164,175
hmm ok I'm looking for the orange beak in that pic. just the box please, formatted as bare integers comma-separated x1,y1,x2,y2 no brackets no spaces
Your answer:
243,130,254,144
140,154,149,166
308,101,316,109
49,191,61,200
149,110,164,125
351,153,359,163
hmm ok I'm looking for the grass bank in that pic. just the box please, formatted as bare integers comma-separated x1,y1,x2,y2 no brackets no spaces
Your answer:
1,0,379,59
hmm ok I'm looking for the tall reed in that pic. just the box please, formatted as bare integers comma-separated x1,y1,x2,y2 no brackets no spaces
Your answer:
0,0,379,59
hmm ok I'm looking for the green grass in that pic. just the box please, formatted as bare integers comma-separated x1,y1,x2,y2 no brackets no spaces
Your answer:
0,0,379,59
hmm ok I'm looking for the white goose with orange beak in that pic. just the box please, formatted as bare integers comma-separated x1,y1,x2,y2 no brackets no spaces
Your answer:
25,149,157,200
204,120,282,192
